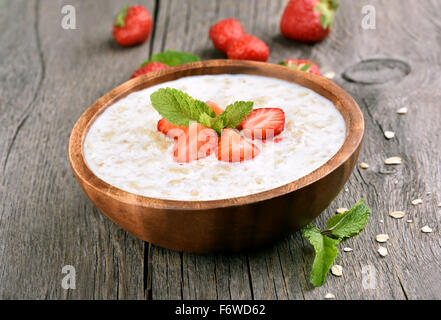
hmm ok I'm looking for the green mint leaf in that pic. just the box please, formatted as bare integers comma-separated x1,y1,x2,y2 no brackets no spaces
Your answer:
302,226,339,287
150,88,213,126
299,63,312,72
325,198,370,239
218,101,254,129
198,113,215,128
279,61,288,66
114,5,129,27
143,50,200,67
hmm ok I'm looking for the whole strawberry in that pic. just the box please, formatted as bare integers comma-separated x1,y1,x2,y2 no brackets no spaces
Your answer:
113,5,152,46
280,0,339,43
226,35,269,62
130,62,168,79
209,18,246,53
280,59,321,75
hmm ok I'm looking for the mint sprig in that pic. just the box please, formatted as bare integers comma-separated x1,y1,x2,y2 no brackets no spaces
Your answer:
150,88,253,134
302,198,370,287
142,50,200,67
150,88,215,126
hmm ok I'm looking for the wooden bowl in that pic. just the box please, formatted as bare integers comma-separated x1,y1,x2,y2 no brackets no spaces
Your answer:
69,60,364,253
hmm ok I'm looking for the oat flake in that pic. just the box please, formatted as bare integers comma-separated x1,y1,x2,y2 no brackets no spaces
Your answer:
411,199,423,205
331,265,343,277
384,131,395,139
389,211,405,219
384,157,402,165
359,162,369,169
397,107,408,114
325,293,335,299
376,234,389,243
378,246,388,257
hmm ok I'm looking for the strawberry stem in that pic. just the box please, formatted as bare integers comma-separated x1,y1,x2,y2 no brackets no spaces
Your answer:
314,0,339,29
114,5,129,27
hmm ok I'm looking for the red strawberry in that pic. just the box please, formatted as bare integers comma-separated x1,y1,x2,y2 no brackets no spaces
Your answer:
241,108,285,140
113,5,153,46
209,18,247,54
226,35,270,62
130,62,168,79
173,123,218,163
280,0,339,43
217,129,260,162
280,59,321,75
157,118,186,140
206,101,224,116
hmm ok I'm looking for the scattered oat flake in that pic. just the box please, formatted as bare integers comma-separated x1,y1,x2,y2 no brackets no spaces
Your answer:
336,207,348,214
325,293,335,300
421,226,433,233
397,107,408,114
389,211,405,219
331,265,343,277
345,188,349,192
359,162,369,169
384,131,395,139
377,246,388,257
323,71,336,79
380,219,384,223
411,199,423,205
343,247,353,252
407,219,413,223
376,234,389,243
437,203,441,208
384,157,402,165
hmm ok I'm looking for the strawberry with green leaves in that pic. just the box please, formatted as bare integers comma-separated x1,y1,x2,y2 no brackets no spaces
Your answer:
113,5,152,46
280,0,339,43
130,50,200,80
130,62,168,79
280,59,321,75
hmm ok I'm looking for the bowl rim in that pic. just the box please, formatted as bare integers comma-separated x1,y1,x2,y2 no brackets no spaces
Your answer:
69,59,364,210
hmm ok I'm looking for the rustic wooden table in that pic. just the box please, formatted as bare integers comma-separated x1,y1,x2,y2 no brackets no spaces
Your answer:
1,0,440,300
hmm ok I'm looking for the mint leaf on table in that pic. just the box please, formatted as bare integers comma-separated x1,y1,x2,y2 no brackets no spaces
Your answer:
150,88,254,134
150,88,215,126
302,226,340,287
302,198,371,287
143,50,200,67
326,198,370,240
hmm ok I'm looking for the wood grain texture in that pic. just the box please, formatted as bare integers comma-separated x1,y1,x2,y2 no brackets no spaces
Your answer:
1,0,441,300
0,0,156,299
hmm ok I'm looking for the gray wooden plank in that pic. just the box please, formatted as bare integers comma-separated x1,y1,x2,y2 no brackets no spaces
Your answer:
0,0,156,299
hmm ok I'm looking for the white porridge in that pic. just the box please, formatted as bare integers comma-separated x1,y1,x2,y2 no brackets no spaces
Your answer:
84,74,346,201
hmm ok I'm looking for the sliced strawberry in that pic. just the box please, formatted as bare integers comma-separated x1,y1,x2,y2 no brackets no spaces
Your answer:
206,100,224,116
241,108,285,140
157,118,186,140
173,123,218,163
217,129,260,162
